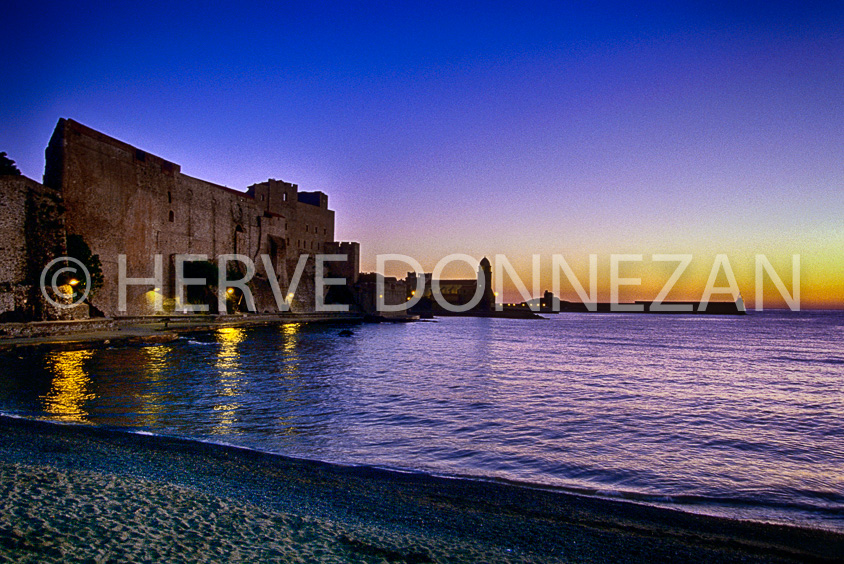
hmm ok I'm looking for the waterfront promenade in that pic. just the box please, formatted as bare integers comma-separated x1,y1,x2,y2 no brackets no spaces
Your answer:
0,313,362,353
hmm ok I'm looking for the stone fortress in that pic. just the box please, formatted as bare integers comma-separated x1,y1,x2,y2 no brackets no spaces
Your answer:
0,119,507,323
1,119,361,319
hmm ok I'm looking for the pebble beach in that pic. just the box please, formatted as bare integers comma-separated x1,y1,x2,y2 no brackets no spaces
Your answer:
1,416,842,563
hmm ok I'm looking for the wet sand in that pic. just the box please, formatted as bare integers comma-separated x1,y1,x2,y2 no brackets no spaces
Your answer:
0,416,841,563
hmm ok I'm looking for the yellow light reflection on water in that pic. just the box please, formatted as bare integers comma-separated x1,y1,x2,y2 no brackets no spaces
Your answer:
135,345,170,426
143,344,168,376
215,327,246,381
281,323,301,355
212,327,246,434
278,323,304,432
280,322,302,378
41,350,95,423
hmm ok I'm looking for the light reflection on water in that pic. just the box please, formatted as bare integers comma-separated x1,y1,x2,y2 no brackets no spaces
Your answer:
1,311,843,530
212,327,245,435
41,350,95,422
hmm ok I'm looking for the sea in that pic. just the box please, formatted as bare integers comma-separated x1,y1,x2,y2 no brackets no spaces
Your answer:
1,310,842,532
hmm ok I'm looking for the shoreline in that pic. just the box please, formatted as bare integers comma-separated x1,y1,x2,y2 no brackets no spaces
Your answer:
1,415,841,562
0,313,362,353
0,309,832,354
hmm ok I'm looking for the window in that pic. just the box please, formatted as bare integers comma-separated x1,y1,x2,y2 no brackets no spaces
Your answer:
135,149,146,162
260,194,265,201
167,191,172,203
283,192,288,202
323,228,326,235
168,210,174,222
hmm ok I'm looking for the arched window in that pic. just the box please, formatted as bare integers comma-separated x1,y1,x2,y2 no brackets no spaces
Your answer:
168,210,174,222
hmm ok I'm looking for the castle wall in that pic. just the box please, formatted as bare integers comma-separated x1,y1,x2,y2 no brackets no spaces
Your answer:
325,242,360,285
0,177,31,312
0,175,70,320
293,195,334,254
246,181,335,255
45,119,341,316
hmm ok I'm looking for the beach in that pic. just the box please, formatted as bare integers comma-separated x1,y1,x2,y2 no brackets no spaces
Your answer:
1,416,841,563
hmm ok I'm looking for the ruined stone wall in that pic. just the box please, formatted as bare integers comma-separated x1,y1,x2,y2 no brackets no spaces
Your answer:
0,177,30,314
0,175,69,320
45,119,339,316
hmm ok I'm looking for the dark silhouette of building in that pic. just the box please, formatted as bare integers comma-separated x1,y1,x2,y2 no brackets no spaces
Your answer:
406,257,495,315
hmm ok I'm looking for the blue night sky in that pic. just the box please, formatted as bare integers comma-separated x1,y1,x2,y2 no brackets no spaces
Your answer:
2,1,842,306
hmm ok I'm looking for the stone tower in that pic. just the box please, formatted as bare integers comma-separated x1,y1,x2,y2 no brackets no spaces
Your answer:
478,257,494,311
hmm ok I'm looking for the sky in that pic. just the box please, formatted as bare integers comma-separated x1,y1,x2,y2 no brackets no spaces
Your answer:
2,1,842,307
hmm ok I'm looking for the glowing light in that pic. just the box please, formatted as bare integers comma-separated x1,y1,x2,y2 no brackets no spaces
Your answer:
226,287,235,295
69,278,80,286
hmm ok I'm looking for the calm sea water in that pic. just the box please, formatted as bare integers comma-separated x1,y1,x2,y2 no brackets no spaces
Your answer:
1,311,842,530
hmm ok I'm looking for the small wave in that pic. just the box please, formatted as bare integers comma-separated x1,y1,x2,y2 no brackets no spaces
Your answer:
773,356,844,365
